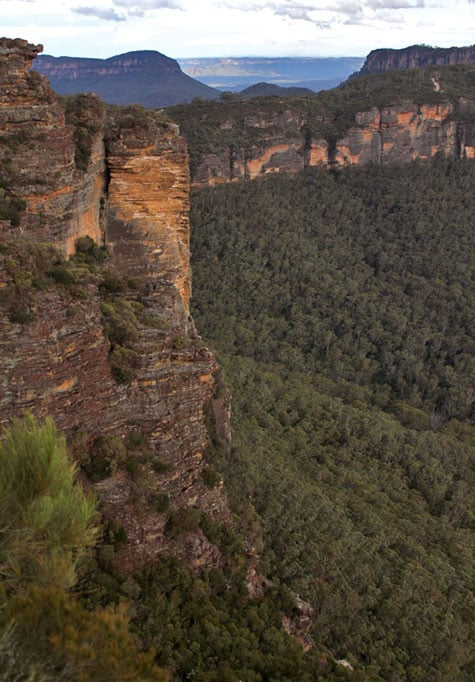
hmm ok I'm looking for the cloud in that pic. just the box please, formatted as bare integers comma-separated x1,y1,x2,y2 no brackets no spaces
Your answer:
327,1,365,22
72,0,183,22
367,0,424,8
272,3,317,21
72,6,126,21
113,0,183,9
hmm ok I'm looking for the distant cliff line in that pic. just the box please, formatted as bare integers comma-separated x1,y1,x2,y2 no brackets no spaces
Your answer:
360,44,475,74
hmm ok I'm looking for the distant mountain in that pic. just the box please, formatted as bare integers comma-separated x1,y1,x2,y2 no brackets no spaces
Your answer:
239,82,315,99
360,44,475,74
34,50,220,108
178,56,364,92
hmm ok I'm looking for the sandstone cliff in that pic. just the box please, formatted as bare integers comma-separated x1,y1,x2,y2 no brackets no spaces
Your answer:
0,38,231,571
360,44,475,74
181,99,475,185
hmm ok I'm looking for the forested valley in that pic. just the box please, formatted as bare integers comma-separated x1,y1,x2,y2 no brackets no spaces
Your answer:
189,157,475,680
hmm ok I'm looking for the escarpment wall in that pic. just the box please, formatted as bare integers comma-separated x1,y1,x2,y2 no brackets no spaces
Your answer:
360,44,475,74
190,100,475,185
0,38,106,252
0,38,231,571
105,119,192,322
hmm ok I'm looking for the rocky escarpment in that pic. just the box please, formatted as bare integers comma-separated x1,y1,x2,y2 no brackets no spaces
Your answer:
360,44,475,74
0,38,232,571
0,38,105,253
177,99,475,186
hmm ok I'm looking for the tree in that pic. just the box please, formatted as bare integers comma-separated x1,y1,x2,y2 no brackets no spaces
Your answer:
0,414,98,591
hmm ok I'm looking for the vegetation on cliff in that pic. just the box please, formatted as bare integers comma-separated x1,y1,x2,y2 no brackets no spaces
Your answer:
0,415,169,681
189,158,475,679
169,63,475,175
0,416,345,681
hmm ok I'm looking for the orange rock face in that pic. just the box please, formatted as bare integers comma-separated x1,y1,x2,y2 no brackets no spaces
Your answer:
329,102,458,169
187,98,474,185
0,38,105,251
0,38,232,572
106,122,191,318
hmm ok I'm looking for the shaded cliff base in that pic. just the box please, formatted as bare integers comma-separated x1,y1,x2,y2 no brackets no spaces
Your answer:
0,235,230,570
0,237,335,680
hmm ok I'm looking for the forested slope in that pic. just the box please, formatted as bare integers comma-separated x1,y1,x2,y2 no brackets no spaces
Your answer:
190,158,475,680
169,63,475,181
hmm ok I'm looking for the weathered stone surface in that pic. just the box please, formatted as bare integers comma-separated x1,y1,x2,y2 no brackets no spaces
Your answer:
0,38,232,572
105,117,191,320
191,99,474,185
331,102,458,167
0,39,106,252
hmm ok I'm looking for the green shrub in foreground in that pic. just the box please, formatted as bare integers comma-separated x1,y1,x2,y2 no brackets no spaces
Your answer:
0,414,98,591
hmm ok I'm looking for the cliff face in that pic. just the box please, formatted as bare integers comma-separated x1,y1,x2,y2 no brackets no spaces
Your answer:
332,102,459,167
0,38,105,253
191,100,475,185
360,44,475,74
0,38,231,571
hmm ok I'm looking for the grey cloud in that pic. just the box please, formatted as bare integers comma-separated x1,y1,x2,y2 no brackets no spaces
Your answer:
367,0,424,9
72,6,126,21
328,1,365,21
113,0,183,9
372,8,405,22
273,3,318,21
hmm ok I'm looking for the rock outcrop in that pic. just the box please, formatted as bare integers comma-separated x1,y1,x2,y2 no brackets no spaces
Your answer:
0,38,231,571
188,100,475,185
0,38,105,253
360,44,475,75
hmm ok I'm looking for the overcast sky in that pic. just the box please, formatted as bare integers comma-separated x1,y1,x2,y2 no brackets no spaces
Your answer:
2,0,474,59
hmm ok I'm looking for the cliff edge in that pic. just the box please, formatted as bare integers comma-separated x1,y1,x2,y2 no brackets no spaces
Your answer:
360,44,475,74
0,38,232,572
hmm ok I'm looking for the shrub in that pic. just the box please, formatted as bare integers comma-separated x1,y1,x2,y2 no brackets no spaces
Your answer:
172,334,190,350
0,414,98,591
164,508,201,539
3,587,168,681
47,263,77,286
201,466,221,489
81,434,127,482
7,302,34,324
150,493,170,514
152,458,171,474
73,236,108,264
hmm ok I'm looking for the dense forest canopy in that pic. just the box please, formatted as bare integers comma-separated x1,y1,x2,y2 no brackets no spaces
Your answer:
189,158,475,680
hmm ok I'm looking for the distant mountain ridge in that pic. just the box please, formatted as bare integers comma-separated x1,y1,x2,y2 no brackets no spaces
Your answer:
239,82,315,99
361,44,475,74
34,50,220,107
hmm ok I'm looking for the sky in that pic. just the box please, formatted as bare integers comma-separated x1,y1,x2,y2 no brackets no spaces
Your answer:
1,0,474,60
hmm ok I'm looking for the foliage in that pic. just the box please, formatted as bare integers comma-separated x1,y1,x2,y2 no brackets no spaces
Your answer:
60,94,105,171
1,586,168,681
72,235,109,265
169,63,475,174
0,415,98,592
0,238,103,324
189,159,475,679
80,552,357,682
79,433,127,482
0,417,168,680
164,508,202,539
